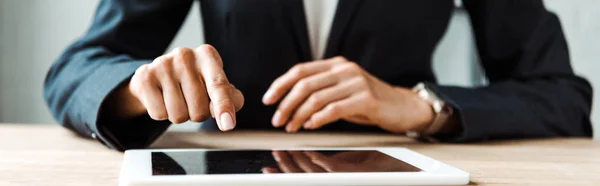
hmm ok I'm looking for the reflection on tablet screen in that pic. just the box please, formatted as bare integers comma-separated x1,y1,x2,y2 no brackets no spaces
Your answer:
152,150,421,175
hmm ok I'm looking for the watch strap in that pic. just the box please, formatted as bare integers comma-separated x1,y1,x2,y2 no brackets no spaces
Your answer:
406,83,453,142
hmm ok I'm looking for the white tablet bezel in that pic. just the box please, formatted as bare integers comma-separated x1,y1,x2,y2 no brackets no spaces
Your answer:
120,147,469,186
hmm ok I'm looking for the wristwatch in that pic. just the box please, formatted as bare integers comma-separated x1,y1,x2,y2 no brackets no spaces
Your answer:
406,83,453,142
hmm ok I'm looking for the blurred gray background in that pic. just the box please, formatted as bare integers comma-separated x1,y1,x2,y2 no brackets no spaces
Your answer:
0,0,598,137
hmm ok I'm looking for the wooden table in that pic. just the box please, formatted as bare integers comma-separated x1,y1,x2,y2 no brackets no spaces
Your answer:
0,124,599,186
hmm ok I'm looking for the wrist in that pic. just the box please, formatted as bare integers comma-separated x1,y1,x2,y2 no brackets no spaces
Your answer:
100,81,146,121
406,83,454,140
411,90,436,131
125,82,147,115
392,87,435,131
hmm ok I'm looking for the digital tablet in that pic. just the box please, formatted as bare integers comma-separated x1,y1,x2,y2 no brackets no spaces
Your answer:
120,148,469,186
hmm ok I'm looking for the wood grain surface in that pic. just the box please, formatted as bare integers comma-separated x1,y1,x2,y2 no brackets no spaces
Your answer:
0,124,598,186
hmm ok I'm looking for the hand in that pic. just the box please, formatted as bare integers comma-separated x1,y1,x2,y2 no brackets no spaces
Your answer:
262,56,434,133
263,151,420,173
111,44,244,131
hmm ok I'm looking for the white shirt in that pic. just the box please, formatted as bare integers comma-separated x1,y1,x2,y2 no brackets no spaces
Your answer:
303,0,339,60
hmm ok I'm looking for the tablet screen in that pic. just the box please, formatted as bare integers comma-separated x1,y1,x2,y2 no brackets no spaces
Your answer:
152,150,421,175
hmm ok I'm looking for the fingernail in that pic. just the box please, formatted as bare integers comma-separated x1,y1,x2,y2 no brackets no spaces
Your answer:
303,121,312,129
220,112,235,131
262,90,274,104
272,111,282,126
285,123,297,133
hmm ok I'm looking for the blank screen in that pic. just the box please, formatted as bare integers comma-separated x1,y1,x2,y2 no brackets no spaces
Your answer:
152,150,421,175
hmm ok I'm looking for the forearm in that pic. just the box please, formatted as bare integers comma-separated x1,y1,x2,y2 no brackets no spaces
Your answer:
452,0,594,142
44,0,195,150
44,53,173,151
427,77,593,142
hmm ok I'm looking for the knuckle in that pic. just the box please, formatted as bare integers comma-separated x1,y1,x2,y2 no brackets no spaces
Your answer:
191,105,211,122
179,57,195,68
139,70,154,83
344,62,361,71
333,56,348,62
154,56,172,69
309,114,324,124
149,112,167,121
325,104,339,115
308,95,322,107
189,114,201,122
190,113,209,122
171,48,196,71
355,76,369,85
135,65,153,81
290,65,306,77
135,64,150,74
196,44,224,68
174,48,195,62
170,114,189,124
200,115,210,122
293,62,306,69
173,61,190,74
335,62,361,74
181,57,195,67
196,44,217,55
296,80,311,91
213,98,234,110
153,55,169,64
150,115,162,121
172,47,193,56
210,75,230,87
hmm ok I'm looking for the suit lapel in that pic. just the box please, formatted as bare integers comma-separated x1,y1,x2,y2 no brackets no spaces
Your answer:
280,0,312,62
324,0,362,59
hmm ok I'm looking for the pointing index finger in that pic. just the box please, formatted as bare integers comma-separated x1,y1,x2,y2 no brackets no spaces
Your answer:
195,44,236,131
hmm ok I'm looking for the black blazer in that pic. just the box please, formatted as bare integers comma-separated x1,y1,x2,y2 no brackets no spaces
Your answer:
44,0,593,151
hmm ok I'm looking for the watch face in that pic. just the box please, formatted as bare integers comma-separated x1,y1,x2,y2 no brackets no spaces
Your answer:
417,89,430,100
432,101,443,113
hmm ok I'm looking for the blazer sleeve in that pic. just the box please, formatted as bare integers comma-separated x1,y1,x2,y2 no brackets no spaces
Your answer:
429,0,593,142
43,0,194,151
